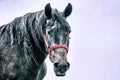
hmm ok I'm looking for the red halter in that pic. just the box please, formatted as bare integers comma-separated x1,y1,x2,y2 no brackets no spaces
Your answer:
43,35,69,55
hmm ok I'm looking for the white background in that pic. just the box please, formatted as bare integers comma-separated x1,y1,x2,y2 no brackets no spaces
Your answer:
0,0,120,80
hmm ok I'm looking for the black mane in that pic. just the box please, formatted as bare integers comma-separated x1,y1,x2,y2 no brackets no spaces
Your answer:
0,10,47,80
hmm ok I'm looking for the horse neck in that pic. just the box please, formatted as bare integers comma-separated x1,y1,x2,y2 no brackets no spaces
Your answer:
25,30,47,65
28,16,48,65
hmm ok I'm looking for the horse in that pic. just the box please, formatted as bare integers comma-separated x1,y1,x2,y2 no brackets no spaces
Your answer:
0,3,72,80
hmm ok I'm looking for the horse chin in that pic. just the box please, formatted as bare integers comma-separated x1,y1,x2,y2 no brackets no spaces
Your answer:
55,72,66,76
54,67,66,76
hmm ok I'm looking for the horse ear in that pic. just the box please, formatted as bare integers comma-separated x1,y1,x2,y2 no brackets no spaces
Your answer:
64,3,72,17
45,3,52,19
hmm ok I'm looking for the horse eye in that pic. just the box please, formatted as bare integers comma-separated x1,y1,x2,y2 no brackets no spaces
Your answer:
48,31,51,34
68,30,71,34
64,27,71,34
69,31,71,33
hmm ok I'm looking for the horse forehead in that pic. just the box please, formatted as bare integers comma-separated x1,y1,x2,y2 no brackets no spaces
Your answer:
54,20,70,29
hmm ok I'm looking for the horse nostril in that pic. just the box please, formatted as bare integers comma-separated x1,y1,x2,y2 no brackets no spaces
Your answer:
60,62,70,69
63,62,70,70
54,63,59,68
67,62,70,68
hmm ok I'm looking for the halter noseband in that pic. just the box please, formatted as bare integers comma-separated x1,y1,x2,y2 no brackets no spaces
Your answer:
43,35,69,56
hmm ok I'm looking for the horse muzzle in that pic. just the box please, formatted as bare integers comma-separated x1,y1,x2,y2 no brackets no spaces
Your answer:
54,62,70,76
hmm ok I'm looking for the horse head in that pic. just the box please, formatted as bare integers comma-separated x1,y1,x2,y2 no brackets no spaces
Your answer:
43,3,72,76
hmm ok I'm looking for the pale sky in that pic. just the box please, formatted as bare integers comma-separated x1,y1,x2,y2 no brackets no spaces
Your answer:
0,0,120,80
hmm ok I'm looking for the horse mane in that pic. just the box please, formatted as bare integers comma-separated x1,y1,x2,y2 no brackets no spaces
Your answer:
0,10,47,65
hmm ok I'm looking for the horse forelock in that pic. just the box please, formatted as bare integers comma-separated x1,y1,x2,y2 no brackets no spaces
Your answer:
52,9,71,32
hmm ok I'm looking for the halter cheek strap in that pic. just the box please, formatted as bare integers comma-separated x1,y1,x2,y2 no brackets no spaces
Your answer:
43,35,49,48
43,35,69,58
